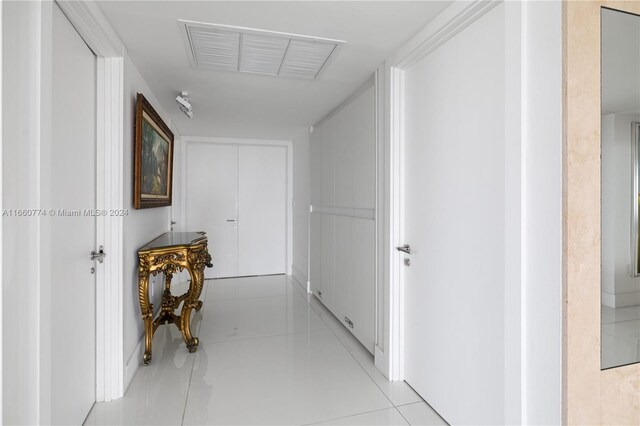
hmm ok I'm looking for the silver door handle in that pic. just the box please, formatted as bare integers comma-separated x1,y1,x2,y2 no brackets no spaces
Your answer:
226,219,238,223
396,244,412,255
90,246,106,263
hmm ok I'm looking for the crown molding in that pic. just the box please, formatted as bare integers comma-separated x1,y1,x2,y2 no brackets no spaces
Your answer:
390,0,502,69
56,0,124,58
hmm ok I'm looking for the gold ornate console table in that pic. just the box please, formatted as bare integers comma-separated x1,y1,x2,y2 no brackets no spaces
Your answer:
137,232,213,365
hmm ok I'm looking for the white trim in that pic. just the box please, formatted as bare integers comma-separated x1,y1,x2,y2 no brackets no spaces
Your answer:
602,290,640,308
314,75,375,128
39,3,53,421
55,0,123,58
95,57,124,402
601,291,616,309
180,136,294,276
291,265,309,294
503,2,524,422
0,0,3,418
310,206,374,220
384,0,503,383
389,0,501,69
373,68,380,354
385,66,404,382
374,66,387,377
55,0,126,402
125,336,145,392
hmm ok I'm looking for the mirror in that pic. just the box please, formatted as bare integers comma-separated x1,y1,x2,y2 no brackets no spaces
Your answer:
601,7,640,369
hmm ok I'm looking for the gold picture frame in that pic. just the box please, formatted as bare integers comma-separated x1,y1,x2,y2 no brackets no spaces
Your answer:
134,93,174,209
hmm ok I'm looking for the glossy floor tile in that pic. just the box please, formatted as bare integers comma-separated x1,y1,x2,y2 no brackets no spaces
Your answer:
601,305,640,324
601,304,640,368
331,326,422,407
85,326,196,425
309,407,409,425
305,292,349,330
205,275,291,301
199,290,329,343
396,402,447,426
85,276,442,426
183,330,392,425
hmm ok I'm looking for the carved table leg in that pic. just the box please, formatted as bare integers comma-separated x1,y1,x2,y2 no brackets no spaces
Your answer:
181,247,211,352
138,255,154,365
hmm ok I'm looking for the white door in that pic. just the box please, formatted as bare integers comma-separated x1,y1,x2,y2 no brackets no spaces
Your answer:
51,4,97,424
402,4,506,425
187,143,239,278
238,145,286,275
186,143,287,278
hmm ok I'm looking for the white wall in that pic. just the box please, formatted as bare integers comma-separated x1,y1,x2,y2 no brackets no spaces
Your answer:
122,52,177,387
292,129,310,290
602,112,640,308
521,1,563,424
2,2,46,422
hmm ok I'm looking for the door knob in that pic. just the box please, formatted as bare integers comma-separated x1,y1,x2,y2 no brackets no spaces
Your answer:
90,246,106,263
396,244,412,255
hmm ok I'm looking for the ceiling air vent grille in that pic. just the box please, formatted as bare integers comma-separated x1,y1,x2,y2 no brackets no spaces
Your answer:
179,20,344,79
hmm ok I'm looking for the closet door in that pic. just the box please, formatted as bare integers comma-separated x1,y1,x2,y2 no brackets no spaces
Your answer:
186,143,239,278
333,216,352,326
309,213,322,297
320,214,335,309
348,218,375,352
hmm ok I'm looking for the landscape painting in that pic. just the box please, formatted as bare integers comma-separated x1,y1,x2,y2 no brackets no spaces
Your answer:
134,93,174,209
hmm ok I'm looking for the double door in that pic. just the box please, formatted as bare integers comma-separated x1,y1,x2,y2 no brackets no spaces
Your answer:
186,143,287,278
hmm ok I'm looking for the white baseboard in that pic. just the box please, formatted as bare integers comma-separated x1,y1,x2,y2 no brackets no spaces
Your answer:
615,291,640,307
292,265,309,293
125,335,144,392
601,291,616,308
602,290,640,308
374,346,391,380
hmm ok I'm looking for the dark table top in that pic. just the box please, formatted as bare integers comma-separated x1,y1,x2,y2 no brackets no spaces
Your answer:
139,232,207,252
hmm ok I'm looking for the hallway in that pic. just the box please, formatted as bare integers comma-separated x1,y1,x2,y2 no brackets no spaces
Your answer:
85,276,446,425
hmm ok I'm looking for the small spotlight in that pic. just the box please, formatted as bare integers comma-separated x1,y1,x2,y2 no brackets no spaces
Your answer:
176,91,193,119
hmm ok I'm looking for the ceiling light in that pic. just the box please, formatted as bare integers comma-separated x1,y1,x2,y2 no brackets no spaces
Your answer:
179,20,345,79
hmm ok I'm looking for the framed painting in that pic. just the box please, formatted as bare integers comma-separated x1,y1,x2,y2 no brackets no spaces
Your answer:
134,93,174,209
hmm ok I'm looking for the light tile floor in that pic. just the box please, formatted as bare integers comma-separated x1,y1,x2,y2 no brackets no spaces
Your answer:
601,305,640,369
85,275,448,425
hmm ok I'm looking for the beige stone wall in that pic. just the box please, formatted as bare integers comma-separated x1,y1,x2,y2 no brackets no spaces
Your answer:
564,1,640,424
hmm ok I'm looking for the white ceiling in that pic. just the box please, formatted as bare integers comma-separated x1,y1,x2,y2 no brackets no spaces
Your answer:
97,1,451,140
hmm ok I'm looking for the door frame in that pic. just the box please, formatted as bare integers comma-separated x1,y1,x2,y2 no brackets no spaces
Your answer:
3,1,125,422
178,136,294,276
382,1,563,424
55,1,125,404
380,0,502,382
